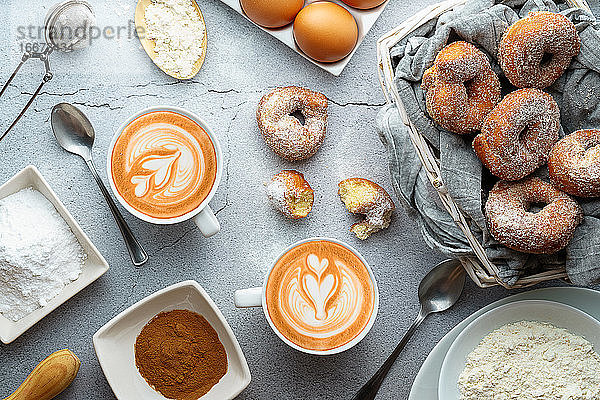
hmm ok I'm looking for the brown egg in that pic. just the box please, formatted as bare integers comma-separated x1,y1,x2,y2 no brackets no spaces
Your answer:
341,0,386,10
293,2,359,63
240,0,304,28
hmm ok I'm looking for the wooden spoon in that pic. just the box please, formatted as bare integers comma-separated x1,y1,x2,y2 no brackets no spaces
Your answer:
134,0,208,80
3,349,81,400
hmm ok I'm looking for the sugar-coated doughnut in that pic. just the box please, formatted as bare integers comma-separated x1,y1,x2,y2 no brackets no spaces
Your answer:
257,86,328,162
265,170,314,219
338,178,395,240
473,88,560,181
548,129,600,197
499,11,580,89
422,41,501,135
485,177,582,254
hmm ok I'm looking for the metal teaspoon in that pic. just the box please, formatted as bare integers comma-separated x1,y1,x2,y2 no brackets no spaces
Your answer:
351,259,466,400
51,102,148,266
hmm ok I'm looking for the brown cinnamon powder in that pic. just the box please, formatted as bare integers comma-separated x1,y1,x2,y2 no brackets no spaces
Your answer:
135,309,228,400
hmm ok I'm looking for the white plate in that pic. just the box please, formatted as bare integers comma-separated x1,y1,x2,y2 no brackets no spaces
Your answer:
0,165,109,344
218,0,389,76
409,287,600,399
438,299,600,400
93,280,251,400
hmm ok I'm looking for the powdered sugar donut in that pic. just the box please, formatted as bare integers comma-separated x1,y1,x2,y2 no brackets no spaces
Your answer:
257,86,328,161
485,177,582,254
473,88,560,181
499,11,580,89
265,170,314,219
422,41,501,135
548,129,600,197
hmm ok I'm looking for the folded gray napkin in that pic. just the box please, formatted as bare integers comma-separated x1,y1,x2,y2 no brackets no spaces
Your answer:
377,0,600,286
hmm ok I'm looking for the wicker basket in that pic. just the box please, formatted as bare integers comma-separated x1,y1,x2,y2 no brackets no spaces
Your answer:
376,0,592,288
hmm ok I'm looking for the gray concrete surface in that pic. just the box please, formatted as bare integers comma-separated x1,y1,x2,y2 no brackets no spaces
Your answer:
0,0,596,399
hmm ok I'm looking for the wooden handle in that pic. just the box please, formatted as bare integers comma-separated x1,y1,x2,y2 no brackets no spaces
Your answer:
4,349,80,400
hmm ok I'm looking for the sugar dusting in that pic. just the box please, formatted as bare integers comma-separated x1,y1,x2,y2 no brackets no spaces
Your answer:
265,170,313,219
549,129,600,197
266,177,289,217
257,87,328,162
474,88,560,180
422,41,501,135
499,11,581,89
485,177,582,254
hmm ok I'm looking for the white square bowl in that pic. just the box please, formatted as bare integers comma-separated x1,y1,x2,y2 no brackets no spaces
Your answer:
93,280,251,400
0,165,110,344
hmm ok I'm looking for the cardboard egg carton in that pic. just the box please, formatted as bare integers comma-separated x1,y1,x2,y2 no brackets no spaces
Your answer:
218,0,390,76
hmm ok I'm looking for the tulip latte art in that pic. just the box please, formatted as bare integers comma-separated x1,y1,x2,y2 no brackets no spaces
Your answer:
111,111,217,219
266,240,375,351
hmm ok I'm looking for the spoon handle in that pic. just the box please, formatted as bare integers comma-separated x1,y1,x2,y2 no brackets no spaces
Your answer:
4,349,80,400
85,159,148,266
351,308,428,400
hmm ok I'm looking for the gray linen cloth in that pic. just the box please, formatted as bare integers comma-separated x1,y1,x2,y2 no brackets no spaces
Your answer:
377,0,600,286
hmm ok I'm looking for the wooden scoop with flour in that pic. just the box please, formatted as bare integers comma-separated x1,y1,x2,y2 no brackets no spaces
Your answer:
134,0,207,80
3,349,80,400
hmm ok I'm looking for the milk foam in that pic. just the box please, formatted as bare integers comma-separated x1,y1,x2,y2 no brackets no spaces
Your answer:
278,254,363,339
125,122,204,206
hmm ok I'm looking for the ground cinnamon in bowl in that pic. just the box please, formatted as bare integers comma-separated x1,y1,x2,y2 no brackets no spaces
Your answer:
135,309,228,400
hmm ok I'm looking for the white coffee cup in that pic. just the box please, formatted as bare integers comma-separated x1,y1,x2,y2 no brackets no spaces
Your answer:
106,106,222,237
235,237,379,355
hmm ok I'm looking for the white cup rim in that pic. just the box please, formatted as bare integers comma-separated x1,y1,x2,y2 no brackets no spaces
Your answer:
106,105,223,225
260,237,380,356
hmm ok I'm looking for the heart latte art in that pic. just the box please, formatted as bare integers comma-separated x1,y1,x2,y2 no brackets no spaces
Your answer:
266,240,375,351
111,111,217,219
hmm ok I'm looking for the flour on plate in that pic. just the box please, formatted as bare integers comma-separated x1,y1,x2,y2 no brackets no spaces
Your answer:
144,0,206,78
458,320,600,400
0,188,86,321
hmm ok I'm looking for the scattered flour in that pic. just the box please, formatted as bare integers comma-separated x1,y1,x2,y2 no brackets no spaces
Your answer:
459,320,600,400
0,188,86,321
144,0,206,78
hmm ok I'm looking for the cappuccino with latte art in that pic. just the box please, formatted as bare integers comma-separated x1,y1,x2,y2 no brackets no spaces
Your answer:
110,111,217,219
266,240,376,352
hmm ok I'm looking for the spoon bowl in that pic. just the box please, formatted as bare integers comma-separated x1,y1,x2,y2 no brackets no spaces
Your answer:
51,103,95,160
419,259,466,315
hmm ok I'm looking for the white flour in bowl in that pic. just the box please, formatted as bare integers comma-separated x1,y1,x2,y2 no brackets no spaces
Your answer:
458,320,600,400
0,188,86,321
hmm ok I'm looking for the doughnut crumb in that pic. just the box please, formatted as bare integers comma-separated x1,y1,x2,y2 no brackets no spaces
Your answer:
338,178,395,240
266,170,314,219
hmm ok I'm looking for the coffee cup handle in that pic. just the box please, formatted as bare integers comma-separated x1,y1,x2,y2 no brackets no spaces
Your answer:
234,287,262,308
194,205,220,237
